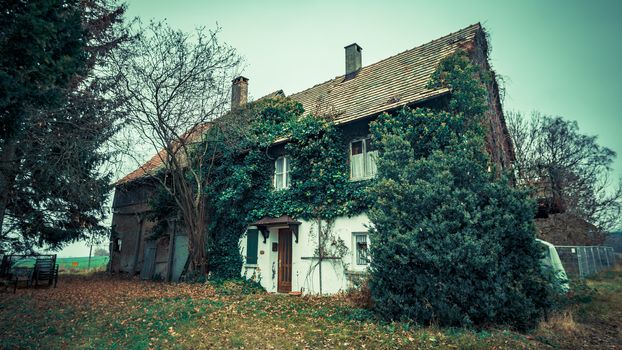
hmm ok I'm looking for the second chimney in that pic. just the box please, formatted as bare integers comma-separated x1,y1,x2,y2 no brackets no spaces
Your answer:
344,43,362,76
231,76,249,109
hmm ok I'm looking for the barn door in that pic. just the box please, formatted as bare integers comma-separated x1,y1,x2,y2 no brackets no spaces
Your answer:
140,240,156,280
171,235,189,282
277,228,292,293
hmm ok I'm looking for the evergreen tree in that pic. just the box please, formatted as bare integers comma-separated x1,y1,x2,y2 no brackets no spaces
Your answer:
0,0,129,253
367,52,551,330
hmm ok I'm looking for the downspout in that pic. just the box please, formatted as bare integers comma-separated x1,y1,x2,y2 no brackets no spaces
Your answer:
166,221,176,282
318,218,323,296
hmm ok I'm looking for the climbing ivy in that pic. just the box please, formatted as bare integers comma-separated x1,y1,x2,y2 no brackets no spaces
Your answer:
202,98,371,278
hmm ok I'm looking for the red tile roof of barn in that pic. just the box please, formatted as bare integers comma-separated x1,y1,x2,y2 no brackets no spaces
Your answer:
116,123,212,185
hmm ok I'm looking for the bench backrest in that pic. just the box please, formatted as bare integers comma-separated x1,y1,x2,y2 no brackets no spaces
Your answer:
34,256,56,278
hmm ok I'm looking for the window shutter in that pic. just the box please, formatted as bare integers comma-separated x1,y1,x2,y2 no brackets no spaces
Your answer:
246,229,259,264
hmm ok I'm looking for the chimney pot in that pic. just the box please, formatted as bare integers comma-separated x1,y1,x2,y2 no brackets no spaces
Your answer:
231,76,249,109
344,43,362,76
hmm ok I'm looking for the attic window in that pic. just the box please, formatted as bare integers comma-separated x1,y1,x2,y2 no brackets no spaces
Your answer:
350,138,377,180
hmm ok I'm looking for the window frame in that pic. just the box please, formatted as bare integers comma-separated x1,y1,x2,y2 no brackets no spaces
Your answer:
273,155,291,190
349,137,377,181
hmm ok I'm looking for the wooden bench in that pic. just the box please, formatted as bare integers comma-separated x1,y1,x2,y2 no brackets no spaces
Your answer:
32,255,59,288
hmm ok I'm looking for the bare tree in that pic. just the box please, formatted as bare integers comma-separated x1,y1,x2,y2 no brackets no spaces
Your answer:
112,21,241,275
507,111,622,231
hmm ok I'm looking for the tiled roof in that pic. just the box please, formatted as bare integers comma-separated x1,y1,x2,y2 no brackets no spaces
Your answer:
117,23,482,186
116,123,212,185
116,149,167,185
116,89,292,185
287,23,481,124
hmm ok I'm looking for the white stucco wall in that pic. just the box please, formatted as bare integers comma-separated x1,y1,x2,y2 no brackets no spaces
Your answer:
240,213,372,294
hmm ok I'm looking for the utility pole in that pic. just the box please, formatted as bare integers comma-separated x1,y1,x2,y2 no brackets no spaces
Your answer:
88,244,93,269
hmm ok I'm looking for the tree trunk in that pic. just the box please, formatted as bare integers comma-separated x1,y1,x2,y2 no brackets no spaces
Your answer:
179,197,208,277
0,139,18,235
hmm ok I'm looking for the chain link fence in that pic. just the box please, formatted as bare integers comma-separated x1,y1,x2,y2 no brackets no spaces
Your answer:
555,245,616,278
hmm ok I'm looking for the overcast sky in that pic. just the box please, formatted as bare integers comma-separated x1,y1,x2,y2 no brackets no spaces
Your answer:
59,0,622,256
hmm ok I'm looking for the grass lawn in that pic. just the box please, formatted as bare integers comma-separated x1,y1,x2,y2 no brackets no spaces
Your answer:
1,268,620,350
12,256,109,272
56,257,109,271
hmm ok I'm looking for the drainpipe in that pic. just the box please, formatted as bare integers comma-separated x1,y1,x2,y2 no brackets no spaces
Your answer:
318,218,323,296
166,221,176,282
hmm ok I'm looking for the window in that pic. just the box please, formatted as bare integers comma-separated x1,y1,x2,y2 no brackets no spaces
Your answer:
353,233,369,265
274,156,291,190
350,138,377,180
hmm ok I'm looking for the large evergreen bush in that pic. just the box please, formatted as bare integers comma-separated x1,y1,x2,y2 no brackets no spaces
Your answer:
367,52,551,330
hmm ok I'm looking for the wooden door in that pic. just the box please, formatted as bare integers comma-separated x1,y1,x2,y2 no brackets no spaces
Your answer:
278,228,292,293
171,235,189,282
140,240,157,280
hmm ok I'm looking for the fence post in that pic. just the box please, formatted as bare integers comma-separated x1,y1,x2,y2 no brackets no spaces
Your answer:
583,247,591,277
577,247,583,278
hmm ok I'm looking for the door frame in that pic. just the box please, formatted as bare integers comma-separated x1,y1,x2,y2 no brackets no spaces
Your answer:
277,228,293,293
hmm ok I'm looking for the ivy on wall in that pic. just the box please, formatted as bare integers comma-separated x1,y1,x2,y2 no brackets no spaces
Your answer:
199,98,372,278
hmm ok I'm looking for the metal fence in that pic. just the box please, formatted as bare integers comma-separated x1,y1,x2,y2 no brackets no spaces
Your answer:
555,246,616,278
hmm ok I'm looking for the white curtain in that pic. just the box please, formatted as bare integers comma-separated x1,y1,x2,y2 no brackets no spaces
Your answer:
275,157,284,189
285,157,291,188
366,150,378,177
351,140,364,179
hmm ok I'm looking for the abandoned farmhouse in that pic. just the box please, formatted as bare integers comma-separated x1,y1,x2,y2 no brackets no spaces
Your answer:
110,23,515,294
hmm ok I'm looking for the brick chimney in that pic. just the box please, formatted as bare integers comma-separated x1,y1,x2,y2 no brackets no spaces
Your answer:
344,43,362,76
231,76,249,109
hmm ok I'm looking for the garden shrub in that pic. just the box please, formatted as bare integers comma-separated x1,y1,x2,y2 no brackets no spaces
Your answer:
367,52,552,330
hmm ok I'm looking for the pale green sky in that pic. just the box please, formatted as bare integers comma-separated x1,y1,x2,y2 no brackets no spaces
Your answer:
60,0,622,256
123,0,622,172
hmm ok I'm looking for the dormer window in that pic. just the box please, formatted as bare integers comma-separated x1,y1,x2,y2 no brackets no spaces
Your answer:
350,138,377,180
274,156,291,190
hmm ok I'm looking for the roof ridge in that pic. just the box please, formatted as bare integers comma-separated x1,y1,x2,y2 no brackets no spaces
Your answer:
287,23,481,100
